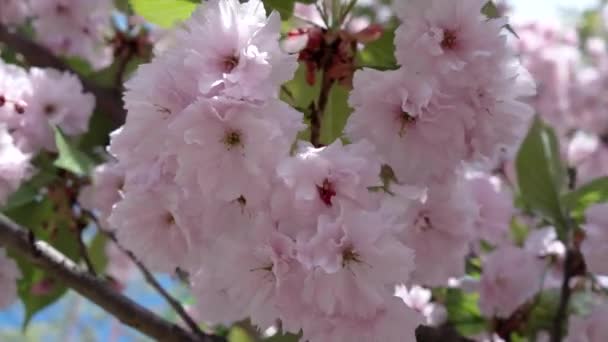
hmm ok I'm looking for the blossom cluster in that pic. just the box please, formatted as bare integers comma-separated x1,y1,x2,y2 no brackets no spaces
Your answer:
0,0,114,68
77,0,553,341
0,56,95,307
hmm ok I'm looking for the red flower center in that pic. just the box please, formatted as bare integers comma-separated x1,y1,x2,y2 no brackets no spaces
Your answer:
317,178,336,207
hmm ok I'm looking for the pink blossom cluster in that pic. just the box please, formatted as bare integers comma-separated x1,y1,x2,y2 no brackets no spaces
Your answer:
0,0,114,69
88,0,547,340
0,61,95,154
514,21,608,185
0,60,95,204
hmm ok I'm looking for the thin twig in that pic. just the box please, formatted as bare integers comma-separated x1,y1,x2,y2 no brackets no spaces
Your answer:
0,214,222,342
551,250,576,342
310,66,334,147
102,229,208,341
76,227,97,276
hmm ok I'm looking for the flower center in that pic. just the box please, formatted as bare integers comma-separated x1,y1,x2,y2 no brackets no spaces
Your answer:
222,129,243,150
342,247,362,268
164,212,176,227
44,103,57,116
317,178,336,207
223,55,239,73
398,111,417,137
414,213,433,232
441,29,458,50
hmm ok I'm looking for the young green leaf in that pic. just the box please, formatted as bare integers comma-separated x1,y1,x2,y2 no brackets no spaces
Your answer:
53,127,95,176
130,0,198,28
515,117,569,240
562,177,608,220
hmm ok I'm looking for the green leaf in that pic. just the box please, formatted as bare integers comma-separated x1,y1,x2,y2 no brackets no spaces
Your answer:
89,232,109,274
562,177,608,221
130,0,198,28
440,288,487,336
356,26,398,70
320,83,352,145
263,0,295,19
4,197,80,328
53,127,95,176
515,117,569,240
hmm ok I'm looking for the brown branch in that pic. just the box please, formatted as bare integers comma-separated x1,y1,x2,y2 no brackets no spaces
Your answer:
550,249,584,342
0,24,126,128
102,229,209,340
0,214,224,342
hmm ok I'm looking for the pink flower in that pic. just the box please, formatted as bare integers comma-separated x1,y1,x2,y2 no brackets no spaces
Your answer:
396,285,447,326
478,246,545,318
0,125,30,204
346,68,467,184
191,216,300,329
79,162,124,228
565,305,608,342
175,0,297,101
107,185,195,273
0,248,20,309
0,0,30,26
169,98,303,206
294,208,415,318
29,0,114,69
466,173,514,247
394,0,507,74
272,140,381,228
582,203,608,276
399,178,477,286
298,295,422,342
17,68,95,153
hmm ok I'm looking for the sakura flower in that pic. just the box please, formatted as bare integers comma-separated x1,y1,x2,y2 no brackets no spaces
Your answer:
78,161,124,228
169,98,303,206
107,185,196,273
0,125,30,205
29,0,114,69
346,68,467,184
294,209,415,318
457,61,536,164
582,203,608,275
272,140,381,228
466,173,514,247
0,248,20,308
17,68,95,153
0,0,30,26
396,285,447,326
175,0,297,101
399,178,478,286
394,0,508,74
298,295,422,342
478,246,545,318
564,305,608,342
0,61,31,129
191,216,300,329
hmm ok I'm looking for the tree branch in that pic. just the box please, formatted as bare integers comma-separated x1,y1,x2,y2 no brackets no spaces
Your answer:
103,229,209,340
550,249,583,342
0,24,126,127
0,214,224,342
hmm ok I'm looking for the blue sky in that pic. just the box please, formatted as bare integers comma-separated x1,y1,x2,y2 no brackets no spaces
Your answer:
511,0,598,21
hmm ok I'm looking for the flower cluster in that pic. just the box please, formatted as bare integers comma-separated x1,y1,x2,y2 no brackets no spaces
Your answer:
0,0,114,69
88,0,545,341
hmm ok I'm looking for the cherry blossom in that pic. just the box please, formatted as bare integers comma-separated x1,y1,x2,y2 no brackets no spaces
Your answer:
582,203,608,276
478,246,545,318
